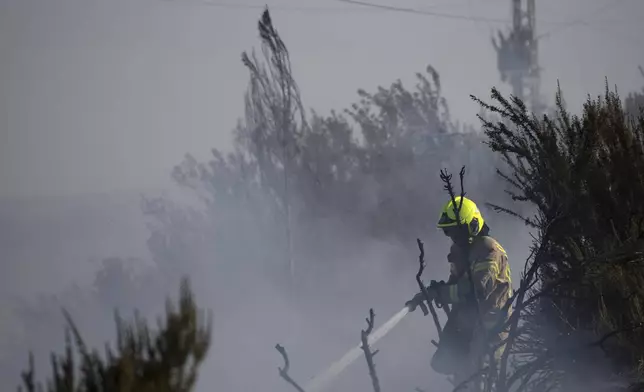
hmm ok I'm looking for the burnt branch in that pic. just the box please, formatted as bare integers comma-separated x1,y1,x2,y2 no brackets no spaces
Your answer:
275,344,306,392
502,321,644,392
438,167,470,253
590,322,644,351
439,167,466,214
360,308,381,392
416,238,443,336
458,166,466,210
496,217,563,392
439,168,483,317
440,169,456,205
495,248,542,392
440,167,495,391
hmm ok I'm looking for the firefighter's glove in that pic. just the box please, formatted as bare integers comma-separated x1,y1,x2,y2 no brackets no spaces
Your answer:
429,280,446,304
405,292,425,312
405,287,436,312
429,280,445,289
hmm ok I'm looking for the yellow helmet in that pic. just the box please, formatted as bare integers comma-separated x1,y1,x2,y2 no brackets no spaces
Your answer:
436,196,485,237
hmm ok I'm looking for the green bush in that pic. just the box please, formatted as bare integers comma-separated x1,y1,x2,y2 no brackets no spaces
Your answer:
18,278,211,392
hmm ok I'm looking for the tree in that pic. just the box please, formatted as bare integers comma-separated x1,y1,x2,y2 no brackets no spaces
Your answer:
239,9,311,282
154,7,517,308
18,278,212,392
473,82,644,391
343,70,506,241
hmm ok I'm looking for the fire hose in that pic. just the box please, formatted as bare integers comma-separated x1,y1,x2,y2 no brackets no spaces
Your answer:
302,240,444,392
303,305,416,392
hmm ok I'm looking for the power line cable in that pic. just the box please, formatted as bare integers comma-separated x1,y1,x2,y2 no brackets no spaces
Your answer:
159,0,383,13
162,0,524,22
467,0,495,37
578,22,643,50
536,0,634,41
336,0,643,40
335,0,614,28
335,0,512,23
161,0,643,45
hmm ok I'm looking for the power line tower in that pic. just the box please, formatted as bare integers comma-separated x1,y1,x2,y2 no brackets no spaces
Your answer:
493,0,543,114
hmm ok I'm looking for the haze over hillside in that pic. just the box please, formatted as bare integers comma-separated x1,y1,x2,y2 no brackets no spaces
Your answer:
2,1,644,391
0,191,150,296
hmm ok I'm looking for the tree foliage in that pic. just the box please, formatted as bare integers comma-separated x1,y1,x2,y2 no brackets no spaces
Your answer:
161,8,508,296
472,82,644,391
18,278,211,392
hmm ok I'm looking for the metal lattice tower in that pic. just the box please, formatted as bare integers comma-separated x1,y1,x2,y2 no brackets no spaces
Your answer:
493,0,543,114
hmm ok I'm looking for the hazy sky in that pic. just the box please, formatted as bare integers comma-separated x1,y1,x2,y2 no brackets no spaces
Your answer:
1,0,643,198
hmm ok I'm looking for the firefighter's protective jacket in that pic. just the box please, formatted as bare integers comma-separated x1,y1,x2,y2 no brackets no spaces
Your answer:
436,235,512,332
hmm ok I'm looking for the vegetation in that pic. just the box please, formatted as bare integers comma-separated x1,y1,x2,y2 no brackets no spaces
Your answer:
12,6,644,392
17,278,211,392
471,83,644,391
163,8,510,295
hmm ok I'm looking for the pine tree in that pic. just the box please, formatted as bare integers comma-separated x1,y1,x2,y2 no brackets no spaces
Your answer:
18,278,212,392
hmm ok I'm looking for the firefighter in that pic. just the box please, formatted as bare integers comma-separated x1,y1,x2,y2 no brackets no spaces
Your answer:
405,196,513,391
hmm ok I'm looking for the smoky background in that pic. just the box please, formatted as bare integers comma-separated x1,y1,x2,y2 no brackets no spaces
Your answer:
2,1,643,391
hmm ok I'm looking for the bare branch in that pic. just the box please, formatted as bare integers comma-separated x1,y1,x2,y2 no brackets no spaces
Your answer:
439,168,484,322
360,308,381,392
458,166,466,210
275,344,306,392
590,322,644,351
439,166,467,212
416,238,443,336
441,167,499,392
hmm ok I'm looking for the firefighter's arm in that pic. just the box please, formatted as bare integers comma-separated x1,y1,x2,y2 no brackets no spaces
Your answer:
434,276,469,304
469,240,502,301
469,256,499,302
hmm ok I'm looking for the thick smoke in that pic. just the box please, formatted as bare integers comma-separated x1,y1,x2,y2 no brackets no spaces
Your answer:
0,9,540,392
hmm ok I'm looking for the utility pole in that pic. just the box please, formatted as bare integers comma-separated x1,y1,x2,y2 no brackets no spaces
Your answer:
493,0,543,115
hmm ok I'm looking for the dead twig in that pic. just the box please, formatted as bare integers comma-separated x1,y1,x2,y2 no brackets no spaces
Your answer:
442,167,494,391
275,344,306,392
439,168,478,307
361,308,381,392
503,322,644,392
497,217,563,392
590,322,644,351
440,167,483,325
440,167,466,214
416,238,443,336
